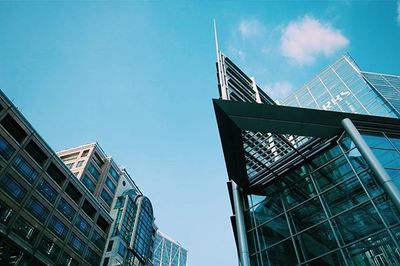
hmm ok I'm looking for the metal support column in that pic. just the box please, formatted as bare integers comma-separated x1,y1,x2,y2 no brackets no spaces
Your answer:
342,118,400,212
232,181,251,266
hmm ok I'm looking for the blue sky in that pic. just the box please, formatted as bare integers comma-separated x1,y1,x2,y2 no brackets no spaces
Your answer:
0,1,399,265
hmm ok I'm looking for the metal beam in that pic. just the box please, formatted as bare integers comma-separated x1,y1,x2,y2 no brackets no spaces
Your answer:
341,118,400,212
231,181,250,266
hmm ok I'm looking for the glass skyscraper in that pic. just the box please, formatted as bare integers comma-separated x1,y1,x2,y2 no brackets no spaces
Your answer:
213,50,400,266
152,231,188,266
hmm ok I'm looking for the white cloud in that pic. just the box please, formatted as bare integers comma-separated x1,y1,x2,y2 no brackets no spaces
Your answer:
239,19,266,38
230,47,246,61
280,15,349,65
264,81,294,100
397,1,400,24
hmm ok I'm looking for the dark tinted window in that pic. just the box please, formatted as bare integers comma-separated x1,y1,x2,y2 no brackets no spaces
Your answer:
0,114,27,143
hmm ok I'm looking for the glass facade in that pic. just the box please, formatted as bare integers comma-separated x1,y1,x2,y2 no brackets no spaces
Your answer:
0,90,111,265
283,55,399,118
362,72,400,114
214,52,400,265
109,191,155,266
152,231,188,266
244,133,400,265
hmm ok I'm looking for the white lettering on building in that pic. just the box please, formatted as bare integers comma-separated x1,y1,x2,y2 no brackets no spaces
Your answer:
322,91,351,110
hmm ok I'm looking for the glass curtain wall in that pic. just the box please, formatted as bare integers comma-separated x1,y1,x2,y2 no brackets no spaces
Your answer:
244,131,400,266
283,56,398,118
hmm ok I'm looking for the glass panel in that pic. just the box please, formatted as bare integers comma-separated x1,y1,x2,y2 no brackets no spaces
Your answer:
346,230,400,265
68,233,85,253
25,197,49,223
13,156,38,184
49,215,69,240
361,131,394,150
0,174,26,201
0,135,15,160
57,198,76,220
257,214,290,250
38,236,61,261
296,221,338,262
91,230,105,250
264,239,297,265
109,166,119,182
100,189,112,206
13,216,38,244
371,148,400,169
288,197,326,232
105,177,116,194
88,163,100,180
334,202,384,245
251,193,283,227
322,176,368,216
75,215,91,236
307,250,346,266
85,247,101,265
374,195,400,226
313,155,355,192
282,177,316,209
81,174,96,193
36,179,58,203
0,200,14,225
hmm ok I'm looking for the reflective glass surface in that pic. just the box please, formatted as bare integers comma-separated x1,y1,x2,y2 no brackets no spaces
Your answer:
283,55,398,118
244,136,400,265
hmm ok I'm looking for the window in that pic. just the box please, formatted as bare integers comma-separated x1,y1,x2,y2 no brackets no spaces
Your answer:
118,242,126,256
76,160,84,167
96,215,110,233
0,174,26,201
38,236,60,260
88,163,100,180
75,215,91,236
37,179,58,203
13,216,37,243
105,177,116,193
101,189,113,206
91,230,105,250
0,200,14,225
65,162,73,169
69,233,86,253
25,197,49,223
81,174,96,193
25,140,47,166
0,135,15,160
49,215,68,240
57,198,76,220
85,247,101,265
107,240,114,252
46,162,66,186
81,149,89,157
0,114,27,143
93,152,104,168
65,183,82,204
82,200,96,219
109,166,119,182
103,257,110,266
60,152,79,161
13,155,38,184
60,252,79,266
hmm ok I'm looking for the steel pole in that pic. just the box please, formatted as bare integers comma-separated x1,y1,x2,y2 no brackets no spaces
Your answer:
232,181,251,266
342,118,400,212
